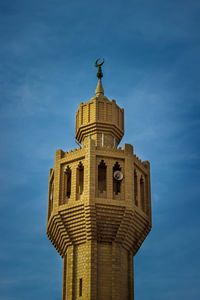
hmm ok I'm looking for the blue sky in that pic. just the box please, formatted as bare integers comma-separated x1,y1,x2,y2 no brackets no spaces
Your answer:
0,0,200,299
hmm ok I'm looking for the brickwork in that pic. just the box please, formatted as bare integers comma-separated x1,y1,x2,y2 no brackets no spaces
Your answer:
47,78,151,299
75,93,124,147
61,242,132,300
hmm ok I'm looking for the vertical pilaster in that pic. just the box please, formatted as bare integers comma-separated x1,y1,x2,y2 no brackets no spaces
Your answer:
124,144,134,202
128,253,134,300
66,246,74,300
91,241,98,300
144,161,151,223
112,242,121,300
107,159,113,199
71,164,76,201
54,150,64,210
85,138,96,201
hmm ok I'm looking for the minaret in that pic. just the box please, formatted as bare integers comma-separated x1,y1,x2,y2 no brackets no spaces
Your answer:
47,60,152,300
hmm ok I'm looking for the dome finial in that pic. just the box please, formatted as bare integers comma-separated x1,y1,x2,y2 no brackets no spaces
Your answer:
94,58,104,79
94,58,104,96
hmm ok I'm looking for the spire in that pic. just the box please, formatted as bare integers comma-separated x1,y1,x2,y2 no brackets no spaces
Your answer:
95,78,104,96
94,58,104,96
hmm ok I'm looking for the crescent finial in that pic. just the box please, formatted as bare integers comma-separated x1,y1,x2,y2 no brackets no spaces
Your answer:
94,58,104,68
94,58,104,79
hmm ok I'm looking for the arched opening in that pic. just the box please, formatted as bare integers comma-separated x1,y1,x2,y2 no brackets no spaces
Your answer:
98,160,107,194
77,162,84,198
50,183,54,208
64,166,71,198
48,177,54,219
140,176,145,211
113,162,121,195
134,170,138,206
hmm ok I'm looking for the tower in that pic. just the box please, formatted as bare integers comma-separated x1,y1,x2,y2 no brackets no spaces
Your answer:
47,60,152,300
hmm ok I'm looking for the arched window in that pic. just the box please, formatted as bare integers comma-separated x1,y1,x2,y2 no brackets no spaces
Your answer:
50,183,54,208
113,162,121,195
140,176,145,211
77,162,84,196
64,166,71,198
98,160,107,193
134,170,138,206
48,177,54,218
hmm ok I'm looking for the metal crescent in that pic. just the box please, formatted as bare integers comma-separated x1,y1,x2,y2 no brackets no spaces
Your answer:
94,58,104,67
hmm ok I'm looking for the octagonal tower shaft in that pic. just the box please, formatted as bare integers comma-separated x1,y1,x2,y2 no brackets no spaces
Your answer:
47,77,152,300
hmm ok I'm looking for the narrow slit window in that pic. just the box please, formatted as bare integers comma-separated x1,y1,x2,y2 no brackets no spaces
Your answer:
65,167,71,198
98,160,107,193
140,176,145,211
113,162,121,195
79,278,82,297
134,170,138,206
77,162,84,195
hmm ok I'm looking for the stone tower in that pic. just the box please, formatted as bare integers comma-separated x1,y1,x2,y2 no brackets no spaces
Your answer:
47,60,152,300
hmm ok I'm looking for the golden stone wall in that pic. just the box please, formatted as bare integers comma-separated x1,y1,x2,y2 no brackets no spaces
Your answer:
61,241,132,300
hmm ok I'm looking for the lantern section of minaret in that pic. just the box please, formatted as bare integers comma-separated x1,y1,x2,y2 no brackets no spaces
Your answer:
47,60,152,300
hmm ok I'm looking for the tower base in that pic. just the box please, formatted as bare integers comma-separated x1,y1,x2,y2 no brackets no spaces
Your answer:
62,241,134,300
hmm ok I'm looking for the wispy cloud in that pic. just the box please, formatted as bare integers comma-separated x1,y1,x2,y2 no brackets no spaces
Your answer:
0,1,200,300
